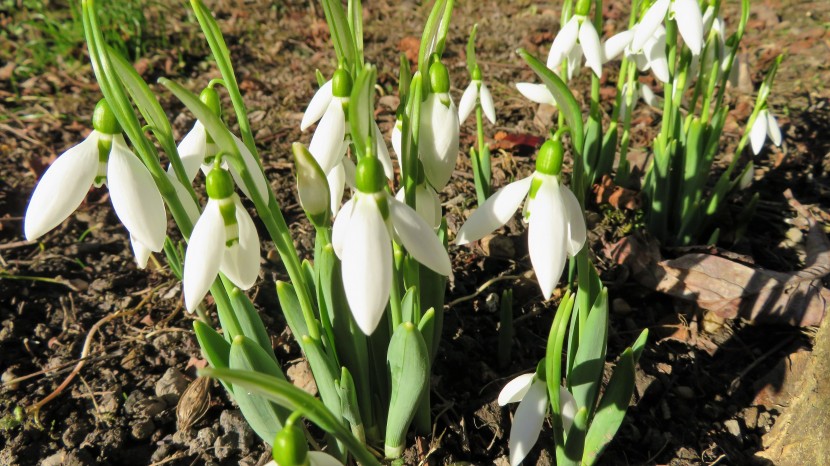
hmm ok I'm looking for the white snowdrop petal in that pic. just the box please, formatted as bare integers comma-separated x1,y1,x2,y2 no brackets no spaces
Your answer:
24,132,99,241
516,83,557,106
766,112,782,146
342,197,392,335
750,110,769,155
374,122,395,180
566,44,584,80
308,451,345,466
175,121,208,182
508,380,548,466
602,30,634,63
391,121,403,160
632,0,670,52
389,197,451,276
220,197,260,290
646,33,671,83
301,80,333,131
528,178,568,299
183,200,225,312
456,176,533,245
640,83,659,107
309,99,347,174
167,172,201,224
342,155,356,190
130,235,152,269
559,387,577,433
458,81,478,123
479,82,497,125
579,22,604,78
560,184,587,257
422,185,442,229
498,373,536,406
420,93,460,189
108,136,167,252
327,162,347,216
547,16,580,69
673,0,704,55
331,197,355,258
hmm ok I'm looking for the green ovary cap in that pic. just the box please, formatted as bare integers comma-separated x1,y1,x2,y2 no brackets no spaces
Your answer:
206,167,235,200
355,156,386,193
200,87,222,117
472,64,482,81
332,68,353,98
272,424,309,466
536,139,564,176
92,99,122,135
575,0,592,16
429,60,450,93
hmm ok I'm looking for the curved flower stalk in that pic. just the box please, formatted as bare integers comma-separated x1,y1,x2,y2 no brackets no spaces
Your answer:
631,0,703,56
750,108,782,155
183,165,260,312
332,156,451,335
456,139,586,299
24,99,166,267
499,372,577,466
547,12,603,78
458,66,496,124
175,87,269,203
419,59,460,190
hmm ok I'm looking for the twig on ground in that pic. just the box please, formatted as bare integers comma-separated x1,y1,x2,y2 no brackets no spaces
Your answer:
446,274,521,308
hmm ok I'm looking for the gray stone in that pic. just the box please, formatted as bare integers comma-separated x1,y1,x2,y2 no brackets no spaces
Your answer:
725,419,742,438
130,418,155,440
214,432,238,460
155,367,189,405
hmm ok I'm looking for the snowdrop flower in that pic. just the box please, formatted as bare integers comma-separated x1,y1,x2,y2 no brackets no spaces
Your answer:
499,371,577,466
420,59,460,190
183,165,259,312
292,142,331,227
516,83,557,106
391,115,403,160
332,156,451,334
395,163,442,230
619,82,659,121
24,99,166,267
604,25,670,83
547,3,603,78
456,139,586,299
458,65,496,124
750,109,782,155
269,422,344,466
631,0,703,56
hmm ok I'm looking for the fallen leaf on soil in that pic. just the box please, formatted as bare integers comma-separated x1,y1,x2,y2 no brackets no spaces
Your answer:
593,174,642,210
606,224,830,327
398,36,420,65
491,131,544,151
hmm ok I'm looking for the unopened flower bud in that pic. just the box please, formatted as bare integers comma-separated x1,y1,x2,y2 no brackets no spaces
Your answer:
332,68,353,98
429,60,450,94
536,139,564,176
92,99,121,135
206,166,235,200
355,156,386,194
291,142,330,223
272,424,310,466
200,87,222,117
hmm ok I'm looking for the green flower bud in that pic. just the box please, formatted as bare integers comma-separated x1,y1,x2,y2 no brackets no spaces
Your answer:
272,424,310,466
200,87,222,117
291,142,330,224
92,99,122,135
536,139,564,176
332,68,353,98
429,60,450,94
471,64,482,81
575,0,592,17
355,156,386,193
206,167,235,200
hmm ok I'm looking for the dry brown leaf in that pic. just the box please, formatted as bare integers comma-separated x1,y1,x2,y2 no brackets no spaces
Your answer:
606,224,830,327
593,174,642,210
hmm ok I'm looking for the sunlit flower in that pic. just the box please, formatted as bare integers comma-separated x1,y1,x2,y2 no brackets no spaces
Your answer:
395,182,442,230
458,65,496,124
547,14,603,78
749,109,782,155
420,60,460,190
603,25,670,83
515,83,557,106
332,157,451,334
183,166,259,312
498,372,576,466
24,100,166,268
456,139,586,299
631,0,703,56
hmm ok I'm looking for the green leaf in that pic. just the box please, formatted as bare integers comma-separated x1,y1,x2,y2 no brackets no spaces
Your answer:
465,23,478,74
200,367,381,466
337,367,365,442
401,286,419,325
347,0,364,66
276,281,311,340
546,291,575,448
301,335,344,424
569,289,608,417
228,335,290,443
385,322,429,458
349,64,377,160
228,287,277,364
517,48,584,156
320,0,357,71
562,406,589,465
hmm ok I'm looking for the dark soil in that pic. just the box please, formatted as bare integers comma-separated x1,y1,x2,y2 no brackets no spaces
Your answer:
1,0,829,465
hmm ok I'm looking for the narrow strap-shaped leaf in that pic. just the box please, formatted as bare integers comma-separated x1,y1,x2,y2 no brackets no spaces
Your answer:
337,367,365,442
569,289,609,418
385,322,429,458
401,286,419,325
276,281,311,341
418,0,448,74
320,0,357,71
466,23,479,74
349,64,377,160
228,286,278,364
193,320,232,394
347,0,364,66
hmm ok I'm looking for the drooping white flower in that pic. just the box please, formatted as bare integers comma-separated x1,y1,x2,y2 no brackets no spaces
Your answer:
395,182,442,230
498,372,577,466
24,100,167,268
459,65,496,124
604,25,670,83
749,109,782,155
332,156,451,334
631,0,703,56
516,83,557,106
456,139,586,299
547,15,604,78
420,60,460,190
183,167,259,312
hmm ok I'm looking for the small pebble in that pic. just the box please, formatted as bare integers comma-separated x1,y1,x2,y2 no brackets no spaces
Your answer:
724,419,742,438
